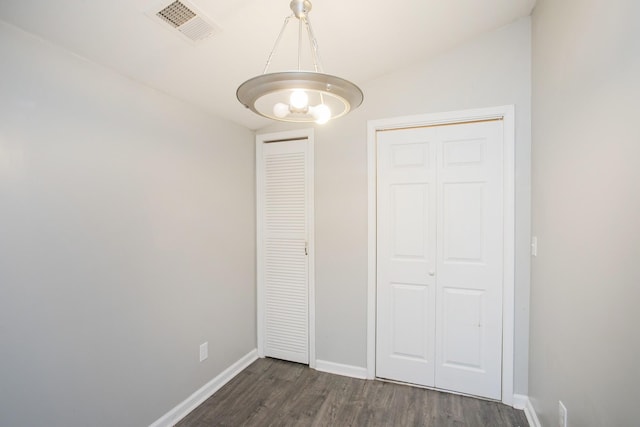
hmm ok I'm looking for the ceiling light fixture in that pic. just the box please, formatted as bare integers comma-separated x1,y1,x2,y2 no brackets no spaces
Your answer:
236,0,363,124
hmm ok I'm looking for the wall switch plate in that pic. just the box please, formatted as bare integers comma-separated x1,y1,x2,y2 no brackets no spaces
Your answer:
531,236,538,256
558,401,567,427
199,342,208,362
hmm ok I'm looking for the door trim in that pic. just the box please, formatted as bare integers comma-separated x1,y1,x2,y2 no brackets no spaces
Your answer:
256,128,316,369
366,106,515,405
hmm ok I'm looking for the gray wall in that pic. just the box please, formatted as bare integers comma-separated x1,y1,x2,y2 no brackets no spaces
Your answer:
0,21,256,427
264,17,532,394
530,0,640,425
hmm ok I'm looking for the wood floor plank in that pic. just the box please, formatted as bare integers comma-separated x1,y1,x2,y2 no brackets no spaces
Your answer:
176,358,529,427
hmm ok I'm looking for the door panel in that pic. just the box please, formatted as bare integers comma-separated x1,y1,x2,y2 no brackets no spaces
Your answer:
442,183,485,262
435,120,503,399
441,288,484,370
376,128,437,386
392,183,429,259
391,283,431,359
376,120,504,400
260,140,309,364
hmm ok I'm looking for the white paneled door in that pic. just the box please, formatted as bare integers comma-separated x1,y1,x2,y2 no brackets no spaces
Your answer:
257,134,313,365
376,120,504,400
376,126,438,387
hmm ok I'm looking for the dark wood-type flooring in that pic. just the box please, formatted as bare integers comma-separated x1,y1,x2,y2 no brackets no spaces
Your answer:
177,358,529,427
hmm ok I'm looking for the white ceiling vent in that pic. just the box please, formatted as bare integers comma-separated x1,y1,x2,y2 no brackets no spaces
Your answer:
147,0,220,44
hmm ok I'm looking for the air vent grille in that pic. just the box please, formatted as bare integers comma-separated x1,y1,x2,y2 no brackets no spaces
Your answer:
149,0,220,44
157,1,196,28
177,16,214,41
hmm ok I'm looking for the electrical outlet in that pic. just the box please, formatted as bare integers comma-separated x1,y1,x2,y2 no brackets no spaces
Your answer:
558,401,567,427
199,342,208,362
531,236,538,256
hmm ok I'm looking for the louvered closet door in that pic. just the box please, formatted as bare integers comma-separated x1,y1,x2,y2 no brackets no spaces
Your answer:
259,139,309,364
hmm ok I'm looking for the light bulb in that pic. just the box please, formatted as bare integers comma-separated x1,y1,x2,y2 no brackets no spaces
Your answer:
290,90,308,110
273,102,289,119
311,103,331,124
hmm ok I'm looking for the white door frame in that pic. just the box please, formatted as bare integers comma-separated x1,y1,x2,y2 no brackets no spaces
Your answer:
366,106,515,405
256,128,316,369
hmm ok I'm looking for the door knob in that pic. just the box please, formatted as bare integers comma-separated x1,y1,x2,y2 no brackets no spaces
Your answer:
429,270,435,276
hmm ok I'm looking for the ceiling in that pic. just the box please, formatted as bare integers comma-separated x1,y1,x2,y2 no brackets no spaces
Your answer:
0,0,536,130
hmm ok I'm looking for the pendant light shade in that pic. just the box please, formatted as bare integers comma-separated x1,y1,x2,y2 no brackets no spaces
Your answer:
236,0,363,124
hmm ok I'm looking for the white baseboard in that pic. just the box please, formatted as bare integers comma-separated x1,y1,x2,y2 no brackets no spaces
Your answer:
150,349,258,427
514,395,541,427
512,393,528,410
314,360,368,379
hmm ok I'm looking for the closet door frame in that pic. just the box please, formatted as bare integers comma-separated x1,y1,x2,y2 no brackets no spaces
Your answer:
256,128,316,368
366,106,515,405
